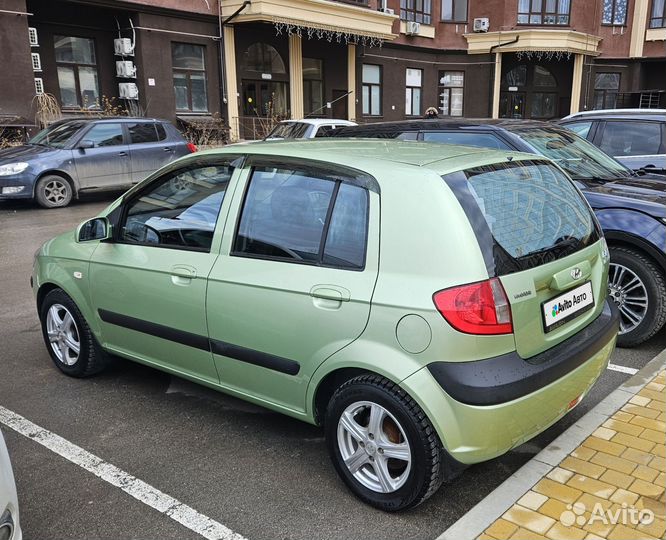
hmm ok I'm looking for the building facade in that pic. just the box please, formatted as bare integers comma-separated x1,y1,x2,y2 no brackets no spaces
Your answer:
0,0,664,141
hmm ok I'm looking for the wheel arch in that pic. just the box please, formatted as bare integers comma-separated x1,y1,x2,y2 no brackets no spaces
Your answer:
35,170,79,198
604,231,666,275
35,279,101,338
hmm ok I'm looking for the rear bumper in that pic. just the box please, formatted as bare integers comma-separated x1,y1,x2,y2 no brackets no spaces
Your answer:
401,299,619,464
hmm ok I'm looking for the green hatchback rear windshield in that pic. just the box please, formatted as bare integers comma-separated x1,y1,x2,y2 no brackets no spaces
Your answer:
443,160,600,276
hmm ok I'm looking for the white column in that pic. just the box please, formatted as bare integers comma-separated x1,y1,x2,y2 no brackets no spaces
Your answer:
491,52,502,119
223,26,239,142
289,34,304,119
630,0,649,58
570,53,584,115
347,44,356,121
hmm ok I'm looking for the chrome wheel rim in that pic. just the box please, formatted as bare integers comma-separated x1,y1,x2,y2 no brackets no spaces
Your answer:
608,263,648,335
46,304,80,365
44,179,68,205
337,401,412,493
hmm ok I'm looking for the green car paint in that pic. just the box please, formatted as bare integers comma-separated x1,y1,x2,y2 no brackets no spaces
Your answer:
33,139,617,465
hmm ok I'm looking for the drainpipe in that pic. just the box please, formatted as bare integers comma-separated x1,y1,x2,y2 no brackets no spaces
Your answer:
487,36,520,118
218,1,251,109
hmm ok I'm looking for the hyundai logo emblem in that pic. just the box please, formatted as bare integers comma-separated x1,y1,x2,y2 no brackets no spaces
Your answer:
571,267,582,280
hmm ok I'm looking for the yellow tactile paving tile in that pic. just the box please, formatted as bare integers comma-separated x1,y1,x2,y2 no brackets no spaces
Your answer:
478,370,666,540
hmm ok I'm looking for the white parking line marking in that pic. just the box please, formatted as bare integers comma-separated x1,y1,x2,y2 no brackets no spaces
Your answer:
0,406,246,540
607,363,639,375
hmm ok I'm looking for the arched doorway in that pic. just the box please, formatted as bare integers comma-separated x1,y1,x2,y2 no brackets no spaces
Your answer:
240,43,289,117
500,63,560,119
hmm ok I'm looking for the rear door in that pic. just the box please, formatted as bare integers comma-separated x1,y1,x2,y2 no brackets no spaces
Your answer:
128,122,179,183
73,122,130,189
206,157,379,414
443,159,606,358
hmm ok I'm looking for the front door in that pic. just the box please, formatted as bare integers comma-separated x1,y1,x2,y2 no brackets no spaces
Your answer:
206,158,379,414
89,158,239,384
73,122,130,189
332,89,348,120
500,92,526,119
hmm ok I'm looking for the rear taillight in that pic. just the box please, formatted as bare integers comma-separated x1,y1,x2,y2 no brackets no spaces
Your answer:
433,278,513,335
186,142,198,153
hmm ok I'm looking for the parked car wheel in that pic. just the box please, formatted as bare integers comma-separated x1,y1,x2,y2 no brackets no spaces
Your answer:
608,246,666,347
35,175,73,208
39,288,108,377
325,374,452,511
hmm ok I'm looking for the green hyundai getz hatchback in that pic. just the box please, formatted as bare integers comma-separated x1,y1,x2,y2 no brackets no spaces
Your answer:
32,140,619,511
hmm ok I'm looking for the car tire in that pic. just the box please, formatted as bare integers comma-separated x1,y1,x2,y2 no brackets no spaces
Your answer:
35,175,73,208
39,288,109,377
608,246,666,348
325,374,457,511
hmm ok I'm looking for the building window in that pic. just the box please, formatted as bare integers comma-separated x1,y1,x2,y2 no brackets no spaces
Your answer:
172,43,208,113
400,0,432,23
405,68,422,116
651,0,666,27
441,0,467,21
243,43,286,74
362,64,382,116
602,0,627,24
594,73,620,109
54,36,99,109
438,71,464,116
517,0,571,25
303,58,324,116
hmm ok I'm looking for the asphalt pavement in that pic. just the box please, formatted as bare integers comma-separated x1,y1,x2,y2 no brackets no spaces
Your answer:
1,194,664,540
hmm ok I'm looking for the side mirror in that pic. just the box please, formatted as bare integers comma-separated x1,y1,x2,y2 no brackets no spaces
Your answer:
76,217,111,242
78,140,95,150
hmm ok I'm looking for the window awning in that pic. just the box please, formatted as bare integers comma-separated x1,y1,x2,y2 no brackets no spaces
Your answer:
222,0,398,42
464,29,602,56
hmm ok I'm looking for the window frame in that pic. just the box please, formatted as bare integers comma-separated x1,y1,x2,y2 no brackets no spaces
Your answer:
54,35,100,110
601,0,628,25
362,64,383,117
230,157,377,271
400,0,432,23
112,156,242,253
517,0,572,26
441,0,468,22
438,71,465,117
172,42,209,113
303,57,325,117
650,0,666,27
405,68,423,117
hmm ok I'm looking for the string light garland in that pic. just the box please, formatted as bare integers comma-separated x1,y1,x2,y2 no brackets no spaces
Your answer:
515,50,572,61
273,19,384,47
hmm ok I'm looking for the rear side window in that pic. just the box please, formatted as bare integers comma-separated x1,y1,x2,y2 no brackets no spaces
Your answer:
443,160,599,276
128,123,159,144
599,121,662,156
422,131,511,150
156,123,168,141
233,166,369,269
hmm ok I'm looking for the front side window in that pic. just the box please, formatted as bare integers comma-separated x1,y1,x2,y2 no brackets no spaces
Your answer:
172,43,208,112
599,122,663,157
400,0,432,23
120,162,234,251
54,36,99,109
594,73,620,110
602,0,627,24
439,71,464,116
362,64,382,116
82,123,124,147
303,58,324,117
563,121,593,139
233,166,369,269
651,0,666,27
441,0,467,21
405,68,423,116
517,0,571,24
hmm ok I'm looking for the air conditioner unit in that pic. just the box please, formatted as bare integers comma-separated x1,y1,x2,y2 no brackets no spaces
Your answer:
116,61,137,78
119,82,139,100
114,37,134,56
31,53,42,71
28,27,38,46
405,21,420,35
34,78,44,95
473,17,490,32
380,7,395,14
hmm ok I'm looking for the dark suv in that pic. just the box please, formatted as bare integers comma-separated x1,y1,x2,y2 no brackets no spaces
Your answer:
0,117,195,208
330,119,666,347
560,109,666,175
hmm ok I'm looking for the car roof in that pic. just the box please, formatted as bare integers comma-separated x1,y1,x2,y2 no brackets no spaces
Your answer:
197,139,541,175
51,116,169,126
331,118,555,134
561,109,666,121
277,119,357,127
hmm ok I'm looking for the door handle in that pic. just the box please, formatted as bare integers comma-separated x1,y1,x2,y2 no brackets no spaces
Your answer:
118,151,128,157
310,285,351,302
171,265,197,285
163,147,173,152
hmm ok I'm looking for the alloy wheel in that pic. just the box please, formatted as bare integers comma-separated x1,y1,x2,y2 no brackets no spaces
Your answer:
608,262,649,335
43,179,68,205
46,303,80,365
337,401,412,493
